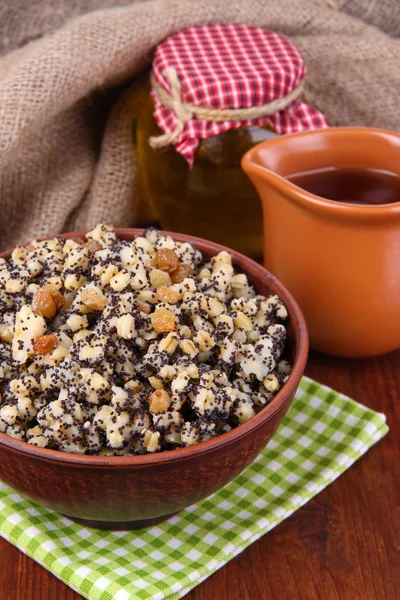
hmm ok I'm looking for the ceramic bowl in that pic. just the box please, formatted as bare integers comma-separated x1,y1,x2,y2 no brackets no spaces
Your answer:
0,229,308,529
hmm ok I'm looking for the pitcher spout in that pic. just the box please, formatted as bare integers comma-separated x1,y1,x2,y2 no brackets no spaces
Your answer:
241,157,285,207
241,132,310,208
242,128,400,221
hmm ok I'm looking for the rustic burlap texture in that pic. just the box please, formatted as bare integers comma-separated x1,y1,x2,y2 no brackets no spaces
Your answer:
0,0,399,250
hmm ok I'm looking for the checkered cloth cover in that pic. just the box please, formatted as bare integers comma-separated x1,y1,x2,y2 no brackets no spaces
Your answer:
151,24,329,165
0,377,388,600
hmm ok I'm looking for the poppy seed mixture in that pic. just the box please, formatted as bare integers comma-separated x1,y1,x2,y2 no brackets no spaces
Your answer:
0,225,291,455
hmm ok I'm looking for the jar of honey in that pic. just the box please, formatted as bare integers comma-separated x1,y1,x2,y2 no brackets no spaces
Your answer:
135,25,328,259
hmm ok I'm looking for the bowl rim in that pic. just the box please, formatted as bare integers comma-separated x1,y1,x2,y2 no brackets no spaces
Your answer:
0,228,309,466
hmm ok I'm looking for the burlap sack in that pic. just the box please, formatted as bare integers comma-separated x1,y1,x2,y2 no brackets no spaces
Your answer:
0,0,399,251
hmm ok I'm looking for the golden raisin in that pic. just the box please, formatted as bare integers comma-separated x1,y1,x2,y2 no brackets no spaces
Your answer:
149,269,172,289
151,308,176,333
32,289,58,319
83,239,103,253
135,300,151,314
170,263,194,283
81,288,107,311
149,389,171,413
43,285,64,310
33,334,58,355
154,249,180,273
156,286,180,304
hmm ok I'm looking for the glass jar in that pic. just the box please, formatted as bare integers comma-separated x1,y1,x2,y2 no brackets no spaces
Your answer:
134,80,277,261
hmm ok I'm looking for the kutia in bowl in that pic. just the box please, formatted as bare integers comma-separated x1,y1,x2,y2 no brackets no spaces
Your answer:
0,226,308,529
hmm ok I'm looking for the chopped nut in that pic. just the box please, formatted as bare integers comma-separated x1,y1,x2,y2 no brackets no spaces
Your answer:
0,404,19,425
179,339,198,358
149,389,170,413
198,267,211,279
63,247,90,271
143,429,160,452
26,426,48,448
200,372,214,389
231,273,248,289
234,311,253,331
158,365,177,380
154,249,180,273
148,376,163,390
26,259,42,277
64,273,86,292
0,323,13,343
11,246,29,265
151,308,176,333
81,287,107,311
171,263,194,283
214,314,234,335
6,277,28,294
45,275,63,289
50,346,69,362
12,305,46,363
263,373,280,392
63,239,80,253
73,329,90,343
185,363,199,379
156,286,180,304
116,314,135,339
95,263,118,286
125,379,144,392
235,399,255,424
32,288,58,319
120,244,139,268
110,269,130,291
135,237,155,256
79,343,104,363
178,325,192,339
212,250,231,266
158,332,179,354
66,313,88,332
201,296,225,317
90,372,109,391
33,334,58,355
137,290,157,305
193,330,216,352
171,371,190,392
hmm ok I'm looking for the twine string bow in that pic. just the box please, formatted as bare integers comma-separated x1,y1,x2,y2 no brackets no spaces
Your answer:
149,66,305,150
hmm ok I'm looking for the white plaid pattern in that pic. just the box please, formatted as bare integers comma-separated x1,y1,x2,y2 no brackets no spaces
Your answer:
0,377,388,600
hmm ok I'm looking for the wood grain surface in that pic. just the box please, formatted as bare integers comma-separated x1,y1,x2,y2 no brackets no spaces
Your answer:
1,349,399,600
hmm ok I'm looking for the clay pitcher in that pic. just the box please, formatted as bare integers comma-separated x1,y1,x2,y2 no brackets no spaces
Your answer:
242,127,400,357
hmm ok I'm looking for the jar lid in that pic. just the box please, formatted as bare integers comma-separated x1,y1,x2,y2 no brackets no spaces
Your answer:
150,24,329,166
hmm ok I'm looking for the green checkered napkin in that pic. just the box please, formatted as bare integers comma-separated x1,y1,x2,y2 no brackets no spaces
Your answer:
0,376,388,600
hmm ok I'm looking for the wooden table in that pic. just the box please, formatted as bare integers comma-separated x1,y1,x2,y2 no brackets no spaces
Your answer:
1,350,399,600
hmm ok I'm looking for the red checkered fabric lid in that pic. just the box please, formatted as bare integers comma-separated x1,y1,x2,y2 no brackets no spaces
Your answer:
150,24,329,166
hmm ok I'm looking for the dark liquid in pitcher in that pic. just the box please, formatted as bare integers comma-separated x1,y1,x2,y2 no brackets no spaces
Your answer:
288,167,400,205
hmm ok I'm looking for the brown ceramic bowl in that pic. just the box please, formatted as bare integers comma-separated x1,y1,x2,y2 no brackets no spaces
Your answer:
0,229,308,529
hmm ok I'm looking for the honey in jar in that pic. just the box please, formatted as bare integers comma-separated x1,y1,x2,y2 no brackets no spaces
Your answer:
135,25,329,259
